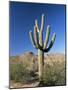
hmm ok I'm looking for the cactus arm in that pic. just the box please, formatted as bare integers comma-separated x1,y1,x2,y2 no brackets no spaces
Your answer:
34,25,39,48
37,33,56,52
44,25,50,49
41,14,44,31
29,31,38,49
39,14,45,47
43,33,56,52
39,30,43,47
35,20,39,33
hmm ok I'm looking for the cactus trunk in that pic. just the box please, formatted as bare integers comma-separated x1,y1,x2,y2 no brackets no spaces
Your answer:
38,49,44,82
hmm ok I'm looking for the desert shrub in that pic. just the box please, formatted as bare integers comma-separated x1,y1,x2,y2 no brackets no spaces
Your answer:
10,62,36,83
43,60,66,86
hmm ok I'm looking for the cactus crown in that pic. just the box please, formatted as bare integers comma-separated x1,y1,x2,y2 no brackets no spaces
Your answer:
29,14,56,52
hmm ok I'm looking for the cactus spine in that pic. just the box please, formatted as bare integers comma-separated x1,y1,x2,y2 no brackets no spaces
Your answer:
29,14,56,83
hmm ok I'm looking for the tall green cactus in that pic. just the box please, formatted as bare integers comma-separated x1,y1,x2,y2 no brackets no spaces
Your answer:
29,14,56,83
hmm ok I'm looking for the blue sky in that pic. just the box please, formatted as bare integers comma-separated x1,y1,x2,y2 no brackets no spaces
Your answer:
9,1,66,56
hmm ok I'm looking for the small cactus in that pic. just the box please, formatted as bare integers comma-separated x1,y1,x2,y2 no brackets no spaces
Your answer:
29,14,56,84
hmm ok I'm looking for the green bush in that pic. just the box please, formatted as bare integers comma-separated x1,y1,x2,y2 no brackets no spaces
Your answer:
10,62,36,83
10,54,66,86
43,60,66,86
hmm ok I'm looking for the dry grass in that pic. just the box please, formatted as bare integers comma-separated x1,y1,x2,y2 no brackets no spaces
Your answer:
10,52,66,88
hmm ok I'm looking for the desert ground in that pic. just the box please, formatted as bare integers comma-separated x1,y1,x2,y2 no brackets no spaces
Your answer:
9,52,66,88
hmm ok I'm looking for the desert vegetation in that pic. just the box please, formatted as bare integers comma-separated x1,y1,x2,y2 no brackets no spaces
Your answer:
10,52,66,88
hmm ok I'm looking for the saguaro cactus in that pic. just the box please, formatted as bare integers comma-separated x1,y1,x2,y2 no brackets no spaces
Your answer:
29,14,56,84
